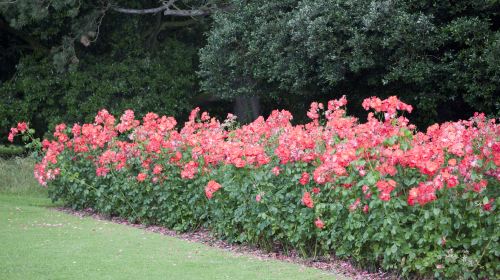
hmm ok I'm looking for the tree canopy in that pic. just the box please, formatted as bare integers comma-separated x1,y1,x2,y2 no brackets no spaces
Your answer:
0,0,221,139
0,0,227,72
200,0,500,125
1,0,499,140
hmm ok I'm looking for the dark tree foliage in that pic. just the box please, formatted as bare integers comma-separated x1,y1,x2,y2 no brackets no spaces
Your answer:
1,0,499,139
0,0,218,141
0,0,227,73
200,0,500,126
0,39,198,136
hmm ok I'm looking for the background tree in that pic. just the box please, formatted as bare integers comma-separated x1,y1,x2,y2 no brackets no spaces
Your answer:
199,0,500,125
0,0,230,70
0,0,229,142
1,0,499,141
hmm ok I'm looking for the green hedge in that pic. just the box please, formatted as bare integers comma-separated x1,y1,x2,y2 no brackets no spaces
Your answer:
0,145,25,158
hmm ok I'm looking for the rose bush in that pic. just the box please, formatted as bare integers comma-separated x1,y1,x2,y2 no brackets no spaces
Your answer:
9,96,499,278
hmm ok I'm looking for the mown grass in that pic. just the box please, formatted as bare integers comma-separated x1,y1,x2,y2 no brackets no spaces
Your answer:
0,158,346,280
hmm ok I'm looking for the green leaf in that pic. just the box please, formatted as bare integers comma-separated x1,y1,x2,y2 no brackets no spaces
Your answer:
433,208,440,216
391,244,398,254
483,196,489,205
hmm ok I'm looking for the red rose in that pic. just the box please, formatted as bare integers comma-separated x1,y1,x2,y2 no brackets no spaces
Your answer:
299,172,310,185
301,192,314,208
314,218,324,229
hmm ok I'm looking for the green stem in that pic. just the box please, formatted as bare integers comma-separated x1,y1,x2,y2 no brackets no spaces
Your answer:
471,237,492,273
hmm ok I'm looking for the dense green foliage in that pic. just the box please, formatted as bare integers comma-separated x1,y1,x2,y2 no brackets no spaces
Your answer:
0,40,197,138
2,0,499,136
200,0,500,125
0,1,208,141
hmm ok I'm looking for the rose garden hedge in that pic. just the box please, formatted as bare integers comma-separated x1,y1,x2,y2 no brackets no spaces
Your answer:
9,96,499,279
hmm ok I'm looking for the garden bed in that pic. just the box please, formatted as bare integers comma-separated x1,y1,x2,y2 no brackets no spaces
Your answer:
9,96,499,279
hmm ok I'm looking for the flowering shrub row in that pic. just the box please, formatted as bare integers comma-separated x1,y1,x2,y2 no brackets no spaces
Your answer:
9,96,499,278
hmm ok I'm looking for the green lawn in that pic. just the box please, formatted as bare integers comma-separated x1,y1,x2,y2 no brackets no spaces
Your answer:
0,158,346,280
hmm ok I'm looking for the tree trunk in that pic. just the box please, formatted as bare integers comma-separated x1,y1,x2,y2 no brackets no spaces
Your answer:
234,96,260,123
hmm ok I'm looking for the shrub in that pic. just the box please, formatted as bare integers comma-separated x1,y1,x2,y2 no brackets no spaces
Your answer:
9,96,499,278
0,144,24,158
